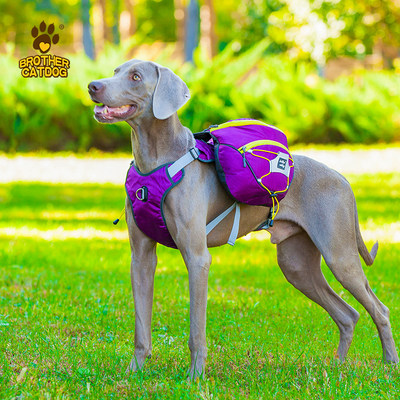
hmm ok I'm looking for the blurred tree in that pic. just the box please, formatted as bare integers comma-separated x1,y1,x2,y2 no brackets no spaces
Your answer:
213,0,283,52
135,0,176,42
112,0,120,44
267,0,346,67
122,0,136,38
98,0,111,42
185,0,199,61
81,0,95,59
211,0,400,66
200,0,217,58
174,0,186,54
1,0,399,67
326,0,400,62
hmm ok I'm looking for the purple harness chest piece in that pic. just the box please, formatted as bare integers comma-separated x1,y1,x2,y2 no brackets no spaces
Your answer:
125,139,214,249
125,163,184,248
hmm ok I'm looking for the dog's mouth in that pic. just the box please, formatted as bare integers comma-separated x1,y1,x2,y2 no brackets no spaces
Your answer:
94,104,137,122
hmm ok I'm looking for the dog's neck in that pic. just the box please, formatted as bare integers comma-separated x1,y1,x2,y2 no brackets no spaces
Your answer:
127,113,194,173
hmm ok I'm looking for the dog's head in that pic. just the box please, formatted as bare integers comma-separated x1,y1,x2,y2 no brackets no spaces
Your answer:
88,60,190,124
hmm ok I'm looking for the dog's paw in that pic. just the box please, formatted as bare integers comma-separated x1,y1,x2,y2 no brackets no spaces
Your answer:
187,366,206,383
125,359,139,375
125,353,150,375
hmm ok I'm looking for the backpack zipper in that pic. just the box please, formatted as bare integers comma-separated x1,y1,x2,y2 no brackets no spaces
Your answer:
238,139,290,154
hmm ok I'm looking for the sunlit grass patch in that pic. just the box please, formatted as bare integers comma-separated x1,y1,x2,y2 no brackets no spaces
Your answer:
0,172,399,398
1,238,399,398
0,174,399,242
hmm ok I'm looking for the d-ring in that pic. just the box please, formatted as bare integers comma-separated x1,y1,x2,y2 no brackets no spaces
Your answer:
135,186,148,201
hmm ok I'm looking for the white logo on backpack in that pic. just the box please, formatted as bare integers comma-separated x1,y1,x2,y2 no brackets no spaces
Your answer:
270,152,290,177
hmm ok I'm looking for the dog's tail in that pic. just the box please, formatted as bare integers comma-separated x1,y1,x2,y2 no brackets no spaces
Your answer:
354,199,378,266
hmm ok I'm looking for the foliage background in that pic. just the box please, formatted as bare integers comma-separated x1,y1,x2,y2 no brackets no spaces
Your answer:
1,0,400,150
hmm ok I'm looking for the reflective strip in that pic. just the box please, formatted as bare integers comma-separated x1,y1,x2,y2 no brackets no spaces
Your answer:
227,202,240,246
210,120,284,133
238,139,290,154
167,147,199,178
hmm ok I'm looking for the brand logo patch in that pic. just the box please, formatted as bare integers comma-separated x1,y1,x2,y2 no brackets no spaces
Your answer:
31,21,59,54
18,21,70,78
277,157,287,170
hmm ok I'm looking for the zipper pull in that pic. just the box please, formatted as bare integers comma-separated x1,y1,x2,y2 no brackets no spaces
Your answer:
242,146,247,167
113,207,125,225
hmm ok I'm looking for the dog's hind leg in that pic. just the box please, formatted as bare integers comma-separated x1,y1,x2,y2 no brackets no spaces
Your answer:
276,229,360,361
278,155,398,362
308,195,399,363
323,252,398,363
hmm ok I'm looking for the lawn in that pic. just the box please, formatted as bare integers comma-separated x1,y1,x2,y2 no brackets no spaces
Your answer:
0,173,399,399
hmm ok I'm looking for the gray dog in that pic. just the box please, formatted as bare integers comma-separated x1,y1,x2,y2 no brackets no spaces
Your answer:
88,60,398,379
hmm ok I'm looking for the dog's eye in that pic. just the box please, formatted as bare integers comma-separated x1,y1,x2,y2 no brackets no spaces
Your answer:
132,73,141,81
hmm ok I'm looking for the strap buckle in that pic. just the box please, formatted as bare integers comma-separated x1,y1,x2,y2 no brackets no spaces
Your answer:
167,147,200,178
135,186,148,201
189,147,200,160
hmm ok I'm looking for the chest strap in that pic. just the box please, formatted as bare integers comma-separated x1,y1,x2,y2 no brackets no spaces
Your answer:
168,147,240,246
168,147,200,177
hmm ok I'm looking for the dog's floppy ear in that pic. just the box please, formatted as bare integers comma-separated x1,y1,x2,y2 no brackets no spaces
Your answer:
152,65,190,120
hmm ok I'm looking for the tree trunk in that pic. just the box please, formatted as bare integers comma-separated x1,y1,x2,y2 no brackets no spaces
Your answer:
125,0,136,37
98,0,110,42
120,0,136,41
112,0,120,45
185,0,199,62
200,0,217,58
81,0,95,59
174,0,186,59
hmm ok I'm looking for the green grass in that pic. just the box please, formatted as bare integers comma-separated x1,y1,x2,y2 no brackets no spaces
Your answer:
0,173,399,399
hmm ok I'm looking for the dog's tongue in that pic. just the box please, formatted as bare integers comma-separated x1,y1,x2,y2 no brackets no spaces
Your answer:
94,104,131,117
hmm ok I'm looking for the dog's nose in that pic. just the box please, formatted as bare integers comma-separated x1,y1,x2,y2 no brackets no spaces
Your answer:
88,80,104,93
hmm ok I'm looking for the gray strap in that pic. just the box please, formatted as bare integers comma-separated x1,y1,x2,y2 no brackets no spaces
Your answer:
206,202,241,246
168,147,200,178
168,147,242,246
206,202,236,235
227,202,240,246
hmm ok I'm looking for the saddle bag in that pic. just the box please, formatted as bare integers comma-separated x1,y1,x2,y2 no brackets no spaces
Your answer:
194,119,294,215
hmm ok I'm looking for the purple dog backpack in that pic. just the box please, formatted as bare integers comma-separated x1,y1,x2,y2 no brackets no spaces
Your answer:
124,118,293,249
195,119,294,213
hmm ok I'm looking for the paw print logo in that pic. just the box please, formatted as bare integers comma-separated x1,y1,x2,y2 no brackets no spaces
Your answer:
31,21,59,54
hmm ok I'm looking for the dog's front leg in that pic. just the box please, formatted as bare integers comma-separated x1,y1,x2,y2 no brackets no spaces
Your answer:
125,201,157,373
181,245,212,381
